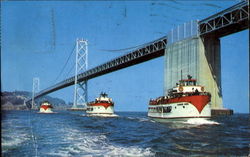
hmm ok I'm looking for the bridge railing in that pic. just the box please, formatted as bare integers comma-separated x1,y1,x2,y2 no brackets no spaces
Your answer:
167,20,198,45
79,36,167,79
198,0,249,36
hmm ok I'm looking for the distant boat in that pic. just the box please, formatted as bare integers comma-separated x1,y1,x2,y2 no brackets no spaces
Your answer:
39,101,54,113
148,75,211,121
86,92,118,117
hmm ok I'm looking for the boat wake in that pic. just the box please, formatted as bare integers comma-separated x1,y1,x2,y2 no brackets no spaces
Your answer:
46,128,154,156
183,118,220,125
2,132,30,147
127,116,155,123
37,112,57,114
82,113,119,117
2,119,30,153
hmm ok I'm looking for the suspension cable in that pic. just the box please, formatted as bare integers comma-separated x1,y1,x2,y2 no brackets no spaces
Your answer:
99,35,167,52
65,62,75,78
53,45,76,84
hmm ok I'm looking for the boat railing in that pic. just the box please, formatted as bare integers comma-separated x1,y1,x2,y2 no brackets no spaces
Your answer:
88,100,114,105
149,91,211,105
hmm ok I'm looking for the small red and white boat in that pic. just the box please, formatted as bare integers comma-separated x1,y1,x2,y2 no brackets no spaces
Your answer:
148,75,211,120
39,101,54,113
86,92,118,117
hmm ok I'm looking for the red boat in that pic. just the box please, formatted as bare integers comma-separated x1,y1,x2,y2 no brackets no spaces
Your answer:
148,75,211,120
39,101,53,113
86,92,117,116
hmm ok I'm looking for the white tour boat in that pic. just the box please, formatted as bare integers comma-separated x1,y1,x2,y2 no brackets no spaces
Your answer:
148,75,211,121
39,101,54,113
86,92,118,117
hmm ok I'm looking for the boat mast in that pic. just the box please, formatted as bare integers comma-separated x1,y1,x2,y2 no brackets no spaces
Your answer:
181,70,183,80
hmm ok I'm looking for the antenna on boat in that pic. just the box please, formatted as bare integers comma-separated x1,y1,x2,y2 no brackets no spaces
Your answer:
181,70,183,80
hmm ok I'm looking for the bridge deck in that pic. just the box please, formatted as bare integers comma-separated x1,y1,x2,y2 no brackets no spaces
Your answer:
198,0,249,37
34,37,167,99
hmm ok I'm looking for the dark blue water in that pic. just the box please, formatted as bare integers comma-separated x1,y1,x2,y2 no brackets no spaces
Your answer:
2,110,250,156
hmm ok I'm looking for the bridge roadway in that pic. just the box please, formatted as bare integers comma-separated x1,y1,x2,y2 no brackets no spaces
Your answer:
32,1,249,100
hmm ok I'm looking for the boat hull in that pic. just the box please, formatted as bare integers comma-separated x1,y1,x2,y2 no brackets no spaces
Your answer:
39,108,53,113
86,104,114,115
148,95,211,120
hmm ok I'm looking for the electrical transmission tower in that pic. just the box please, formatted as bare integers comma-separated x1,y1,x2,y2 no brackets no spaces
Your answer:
32,77,40,109
72,39,88,109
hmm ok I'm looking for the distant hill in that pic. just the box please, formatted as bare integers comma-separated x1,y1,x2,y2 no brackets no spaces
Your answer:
1,91,71,110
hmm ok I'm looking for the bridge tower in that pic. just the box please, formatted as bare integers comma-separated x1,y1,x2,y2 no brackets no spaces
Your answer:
72,39,88,109
31,77,40,109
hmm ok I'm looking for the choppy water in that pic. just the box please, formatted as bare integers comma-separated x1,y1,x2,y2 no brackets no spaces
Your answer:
2,110,250,156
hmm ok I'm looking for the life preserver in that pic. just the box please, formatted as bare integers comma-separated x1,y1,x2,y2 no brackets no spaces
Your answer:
179,86,183,92
201,86,204,91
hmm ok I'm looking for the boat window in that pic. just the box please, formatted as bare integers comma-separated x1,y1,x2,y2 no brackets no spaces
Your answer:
179,81,184,86
163,106,172,113
187,80,196,86
149,107,156,111
177,103,183,106
87,108,93,111
156,107,161,112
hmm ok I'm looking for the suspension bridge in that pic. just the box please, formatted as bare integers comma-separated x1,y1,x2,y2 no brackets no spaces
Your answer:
27,1,249,114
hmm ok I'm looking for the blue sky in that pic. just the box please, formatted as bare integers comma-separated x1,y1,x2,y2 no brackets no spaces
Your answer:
1,0,249,113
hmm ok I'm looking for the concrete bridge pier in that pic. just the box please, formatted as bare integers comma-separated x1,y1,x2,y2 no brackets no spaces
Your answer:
200,36,233,115
199,36,222,109
164,34,233,115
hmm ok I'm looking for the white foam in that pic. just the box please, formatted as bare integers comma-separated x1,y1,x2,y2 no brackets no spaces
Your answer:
139,118,150,122
2,115,36,154
86,113,119,117
47,127,154,156
2,137,27,147
2,119,31,147
81,113,119,118
2,131,30,147
127,117,152,123
184,118,220,125
105,146,153,157
127,116,136,120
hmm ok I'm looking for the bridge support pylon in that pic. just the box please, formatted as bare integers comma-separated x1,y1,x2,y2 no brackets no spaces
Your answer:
164,20,227,111
72,39,88,110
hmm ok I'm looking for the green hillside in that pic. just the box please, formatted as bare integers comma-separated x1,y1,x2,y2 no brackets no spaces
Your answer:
1,91,71,110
